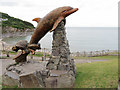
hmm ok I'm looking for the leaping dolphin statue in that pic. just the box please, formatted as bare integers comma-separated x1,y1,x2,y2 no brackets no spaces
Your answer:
11,6,78,63
29,6,78,44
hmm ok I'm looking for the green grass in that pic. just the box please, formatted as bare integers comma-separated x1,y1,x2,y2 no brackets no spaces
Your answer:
9,51,17,55
33,52,50,57
75,56,118,88
0,56,9,59
73,55,117,60
2,85,18,88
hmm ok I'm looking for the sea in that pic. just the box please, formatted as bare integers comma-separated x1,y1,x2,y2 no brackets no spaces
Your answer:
2,27,118,52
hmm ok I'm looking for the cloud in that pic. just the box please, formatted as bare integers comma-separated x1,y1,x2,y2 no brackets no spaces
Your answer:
22,3,35,7
0,2,18,6
0,0,118,27
0,0,35,7
0,0,19,6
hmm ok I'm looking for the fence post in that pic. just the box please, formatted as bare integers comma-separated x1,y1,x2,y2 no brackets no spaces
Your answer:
90,51,92,57
42,48,46,61
76,52,80,57
83,51,86,57
96,51,98,56
2,42,5,51
30,52,33,59
0,50,2,58
6,50,9,57
102,50,105,56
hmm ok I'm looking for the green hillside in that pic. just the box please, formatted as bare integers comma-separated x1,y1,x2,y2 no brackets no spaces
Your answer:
0,12,34,30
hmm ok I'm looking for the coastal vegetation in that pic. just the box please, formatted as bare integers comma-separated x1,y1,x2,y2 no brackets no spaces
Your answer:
0,12,34,33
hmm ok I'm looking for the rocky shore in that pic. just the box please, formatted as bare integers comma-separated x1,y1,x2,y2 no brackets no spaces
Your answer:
0,30,33,52
1,27,33,42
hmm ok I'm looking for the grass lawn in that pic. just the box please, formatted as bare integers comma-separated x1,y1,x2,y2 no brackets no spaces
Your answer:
75,56,118,88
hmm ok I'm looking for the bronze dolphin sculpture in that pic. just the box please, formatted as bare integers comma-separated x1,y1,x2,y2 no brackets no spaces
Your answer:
29,6,78,44
11,6,78,63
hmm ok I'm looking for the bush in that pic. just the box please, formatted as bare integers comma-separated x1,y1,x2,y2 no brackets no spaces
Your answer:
0,12,35,30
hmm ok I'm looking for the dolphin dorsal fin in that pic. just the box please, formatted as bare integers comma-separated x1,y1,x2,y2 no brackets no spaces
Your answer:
49,16,65,32
32,17,42,23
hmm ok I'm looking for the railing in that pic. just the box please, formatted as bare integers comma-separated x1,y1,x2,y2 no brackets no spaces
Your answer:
70,50,118,57
0,41,118,58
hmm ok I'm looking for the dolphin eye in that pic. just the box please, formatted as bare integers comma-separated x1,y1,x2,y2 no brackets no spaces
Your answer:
62,10,67,13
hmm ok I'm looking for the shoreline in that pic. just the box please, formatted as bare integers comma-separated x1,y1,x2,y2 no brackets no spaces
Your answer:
1,31,32,39
0,32,118,55
0,31,33,51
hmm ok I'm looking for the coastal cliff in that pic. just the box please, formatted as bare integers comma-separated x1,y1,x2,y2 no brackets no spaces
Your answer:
0,12,35,34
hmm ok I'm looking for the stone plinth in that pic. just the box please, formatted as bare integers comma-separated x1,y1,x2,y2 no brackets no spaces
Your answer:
46,21,76,74
46,21,76,87
45,70,75,88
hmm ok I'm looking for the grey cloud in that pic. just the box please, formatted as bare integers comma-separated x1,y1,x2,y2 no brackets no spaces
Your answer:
0,0,19,6
0,0,36,7
22,3,35,7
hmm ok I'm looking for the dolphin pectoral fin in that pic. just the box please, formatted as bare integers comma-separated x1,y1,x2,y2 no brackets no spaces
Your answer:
32,17,42,23
50,17,64,32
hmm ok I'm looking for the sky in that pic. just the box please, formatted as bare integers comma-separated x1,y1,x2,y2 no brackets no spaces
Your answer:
0,0,119,27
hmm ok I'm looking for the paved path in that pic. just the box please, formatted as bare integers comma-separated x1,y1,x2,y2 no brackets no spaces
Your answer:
74,59,107,64
0,57,108,76
0,59,15,75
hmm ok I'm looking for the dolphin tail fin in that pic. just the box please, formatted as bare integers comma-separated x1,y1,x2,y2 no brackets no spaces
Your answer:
50,16,65,32
32,17,42,23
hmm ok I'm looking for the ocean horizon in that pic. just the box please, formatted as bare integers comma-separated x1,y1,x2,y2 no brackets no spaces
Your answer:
2,27,118,52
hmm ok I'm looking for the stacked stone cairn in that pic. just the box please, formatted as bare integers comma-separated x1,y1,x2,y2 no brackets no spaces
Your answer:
45,21,76,87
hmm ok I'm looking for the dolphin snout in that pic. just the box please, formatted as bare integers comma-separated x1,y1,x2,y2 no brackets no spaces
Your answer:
66,7,79,16
72,8,79,12
74,8,79,11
